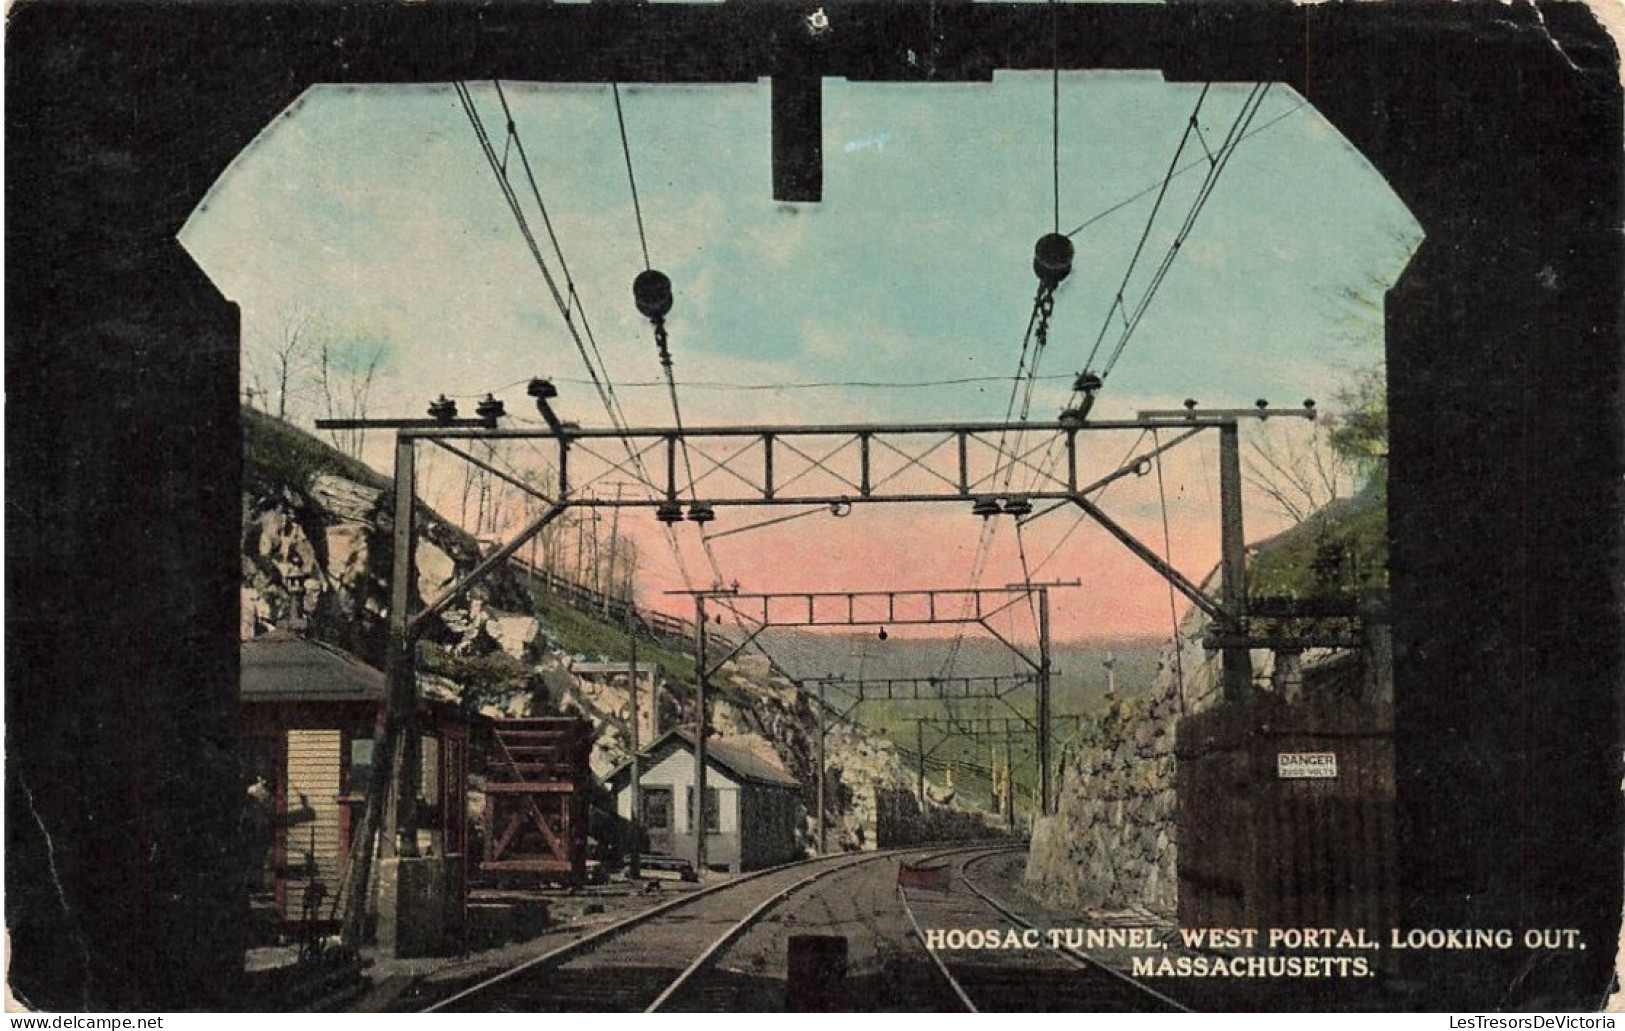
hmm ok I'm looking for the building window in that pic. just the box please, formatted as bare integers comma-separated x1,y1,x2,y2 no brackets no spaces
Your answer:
347,738,374,797
643,787,672,830
686,787,720,833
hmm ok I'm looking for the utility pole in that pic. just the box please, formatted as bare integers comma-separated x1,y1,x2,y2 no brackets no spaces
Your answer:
604,483,623,618
916,720,926,804
693,594,710,875
1217,423,1254,702
1004,736,1016,831
341,433,418,946
627,612,641,881
815,680,827,854
1037,585,1052,817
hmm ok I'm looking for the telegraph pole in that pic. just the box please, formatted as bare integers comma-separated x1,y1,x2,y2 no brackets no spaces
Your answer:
1037,585,1053,816
340,432,419,944
816,680,827,854
1004,736,1016,831
627,610,642,880
665,585,738,877
916,721,926,804
1217,422,1254,702
694,594,709,874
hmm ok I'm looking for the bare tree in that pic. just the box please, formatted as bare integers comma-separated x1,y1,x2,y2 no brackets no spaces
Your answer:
316,329,392,459
1246,422,1354,525
246,304,317,421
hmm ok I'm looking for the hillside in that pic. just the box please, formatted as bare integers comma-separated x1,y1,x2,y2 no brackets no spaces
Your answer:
241,409,992,852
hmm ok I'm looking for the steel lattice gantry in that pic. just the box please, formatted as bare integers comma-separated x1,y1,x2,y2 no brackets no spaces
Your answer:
670,582,1071,865
319,406,1314,914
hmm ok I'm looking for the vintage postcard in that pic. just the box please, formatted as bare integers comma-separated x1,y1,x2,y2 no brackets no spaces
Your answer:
6,0,1622,1015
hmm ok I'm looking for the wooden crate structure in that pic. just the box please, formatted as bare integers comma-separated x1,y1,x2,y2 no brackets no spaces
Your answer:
479,717,592,880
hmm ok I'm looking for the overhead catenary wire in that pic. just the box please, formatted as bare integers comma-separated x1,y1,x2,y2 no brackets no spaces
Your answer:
1098,83,1271,379
1065,100,1307,240
1051,0,1061,235
1079,84,1211,378
539,372,1081,393
456,80,700,591
1151,429,1189,713
1022,83,1272,501
612,84,653,271
608,83,730,589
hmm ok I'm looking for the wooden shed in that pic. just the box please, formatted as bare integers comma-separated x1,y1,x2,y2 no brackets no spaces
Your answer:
606,728,802,873
240,633,473,930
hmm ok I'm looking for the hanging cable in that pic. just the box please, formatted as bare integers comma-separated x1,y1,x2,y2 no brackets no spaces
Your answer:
1064,100,1305,240
613,85,730,589
1151,429,1188,712
1079,84,1210,378
1099,84,1270,379
457,81,700,592
1025,84,1269,499
1051,0,1061,234
612,84,653,271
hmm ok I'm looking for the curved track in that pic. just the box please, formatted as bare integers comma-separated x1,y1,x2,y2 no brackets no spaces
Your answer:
899,846,1189,1013
426,845,983,1012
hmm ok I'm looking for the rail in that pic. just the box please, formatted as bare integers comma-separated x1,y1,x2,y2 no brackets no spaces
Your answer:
424,844,998,1013
898,846,1190,1013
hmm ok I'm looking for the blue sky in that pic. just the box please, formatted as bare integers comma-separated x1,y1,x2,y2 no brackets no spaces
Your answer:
184,74,1419,639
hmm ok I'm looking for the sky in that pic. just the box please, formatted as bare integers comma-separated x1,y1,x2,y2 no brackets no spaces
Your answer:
182,72,1420,644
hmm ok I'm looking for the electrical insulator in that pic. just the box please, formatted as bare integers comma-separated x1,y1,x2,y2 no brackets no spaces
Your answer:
633,269,674,321
1003,496,1034,517
971,496,1002,519
655,500,684,524
686,502,716,524
475,394,505,421
1073,371,1102,395
1032,232,1074,288
1060,391,1097,428
527,378,558,400
428,395,458,422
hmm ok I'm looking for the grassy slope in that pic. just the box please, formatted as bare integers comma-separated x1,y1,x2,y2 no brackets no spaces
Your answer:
1246,483,1389,598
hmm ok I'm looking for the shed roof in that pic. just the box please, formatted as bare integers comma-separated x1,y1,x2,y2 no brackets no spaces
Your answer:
608,727,800,790
241,633,386,703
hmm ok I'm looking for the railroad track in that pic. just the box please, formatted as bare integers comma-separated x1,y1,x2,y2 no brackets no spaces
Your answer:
899,847,1190,1013
425,845,987,1012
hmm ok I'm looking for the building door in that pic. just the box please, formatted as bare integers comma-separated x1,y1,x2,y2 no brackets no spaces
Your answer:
642,787,673,855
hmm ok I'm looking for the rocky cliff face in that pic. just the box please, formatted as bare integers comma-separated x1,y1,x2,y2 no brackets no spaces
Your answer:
241,410,532,664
